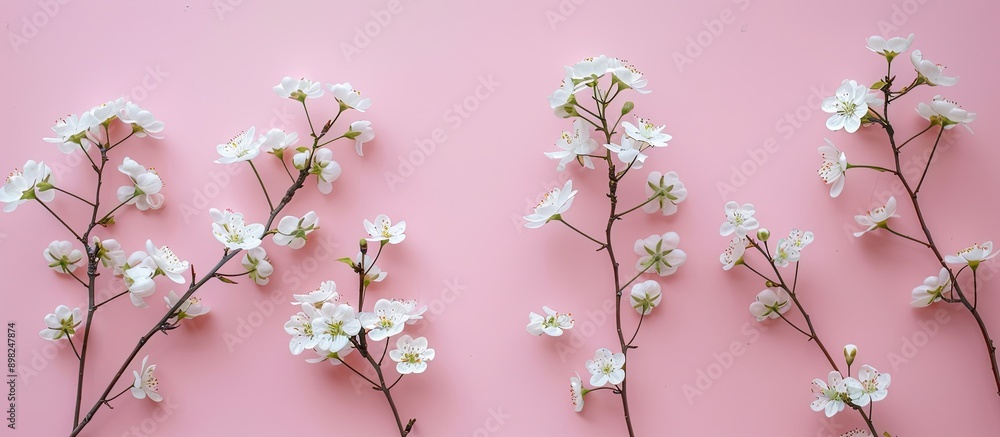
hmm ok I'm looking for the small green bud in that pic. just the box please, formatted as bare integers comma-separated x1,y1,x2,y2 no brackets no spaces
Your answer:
621,101,634,116
756,228,770,241
844,344,858,367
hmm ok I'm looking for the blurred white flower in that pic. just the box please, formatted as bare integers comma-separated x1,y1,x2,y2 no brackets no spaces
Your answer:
818,139,848,198
629,280,662,315
363,214,405,245
39,305,83,341
911,50,958,86
526,306,574,336
0,160,55,212
749,288,790,321
118,102,164,139
720,201,759,238
130,355,162,402
274,211,319,249
911,267,952,307
523,180,577,229
274,77,324,101
390,335,435,375
545,119,599,172
854,197,899,237
43,240,83,274
165,291,210,322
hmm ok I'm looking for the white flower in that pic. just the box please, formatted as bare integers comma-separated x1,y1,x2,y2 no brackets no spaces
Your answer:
399,300,427,325
305,345,354,365
328,82,371,112
774,229,814,267
845,365,890,407
130,355,162,402
526,306,575,336
348,120,375,156
853,197,899,237
242,247,273,285
612,64,650,94
629,280,662,315
93,237,126,270
570,374,586,413
286,304,322,355
865,90,885,108
643,171,687,215
146,240,190,284
548,70,579,110
911,267,952,307
866,33,914,58
720,201,760,238
210,208,264,250
118,102,164,139
818,139,848,197
43,240,83,274
586,348,625,387
811,371,849,417
164,291,210,322
293,281,340,307
622,117,671,148
545,119,599,171
720,236,748,271
39,305,83,341
274,76,324,101
945,242,998,270
273,211,319,249
390,335,435,375
605,135,647,169
634,232,686,276
749,288,790,321
570,55,611,84
311,302,361,353
124,259,157,308
911,50,958,86
215,127,262,164
292,148,312,170
358,299,409,341
116,157,164,211
356,252,387,284
260,128,298,155
88,98,126,126
822,79,869,133
916,95,976,132
43,113,99,153
523,180,577,229
309,148,342,194
363,214,405,245
0,160,55,212
786,229,815,251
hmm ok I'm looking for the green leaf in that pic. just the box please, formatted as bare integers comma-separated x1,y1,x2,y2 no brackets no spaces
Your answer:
98,216,115,227
871,80,887,90
215,274,238,284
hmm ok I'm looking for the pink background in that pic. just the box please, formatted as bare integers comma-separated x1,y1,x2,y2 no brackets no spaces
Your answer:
2,0,999,435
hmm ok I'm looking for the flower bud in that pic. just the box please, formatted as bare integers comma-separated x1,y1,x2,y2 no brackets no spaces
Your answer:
621,101,634,116
359,238,368,255
844,344,857,367
756,228,770,241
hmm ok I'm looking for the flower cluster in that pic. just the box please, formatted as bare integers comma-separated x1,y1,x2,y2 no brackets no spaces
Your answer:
284,215,430,433
811,346,891,419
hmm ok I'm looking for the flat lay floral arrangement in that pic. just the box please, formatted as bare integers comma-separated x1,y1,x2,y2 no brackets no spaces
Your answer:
3,2,998,434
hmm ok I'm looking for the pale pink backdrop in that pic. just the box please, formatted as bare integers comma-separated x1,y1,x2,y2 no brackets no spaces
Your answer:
2,0,999,435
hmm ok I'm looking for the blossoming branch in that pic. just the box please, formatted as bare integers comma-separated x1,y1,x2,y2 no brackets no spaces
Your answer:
524,55,688,436
817,34,1000,398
